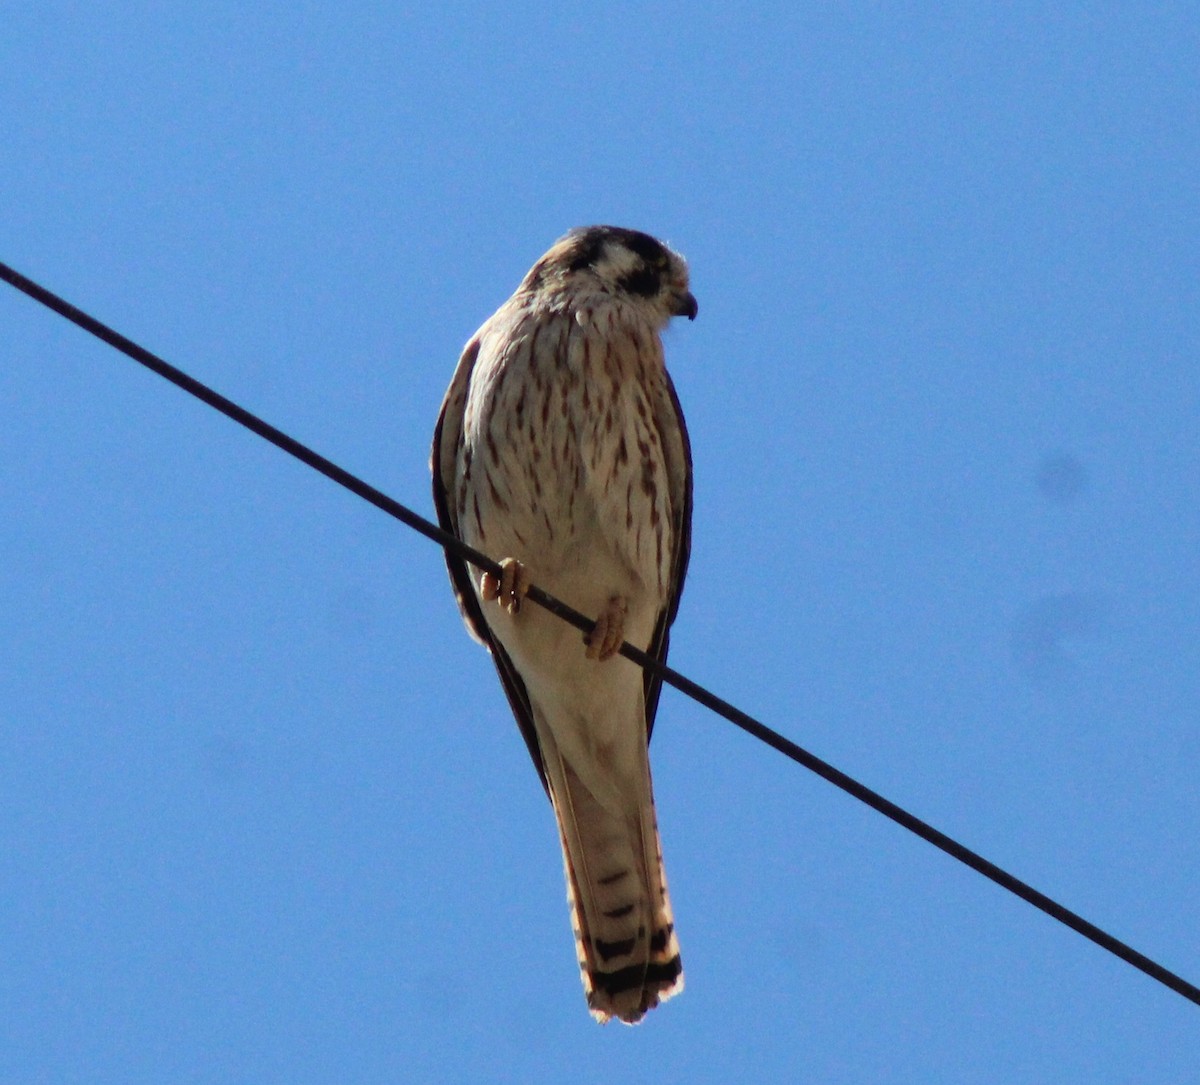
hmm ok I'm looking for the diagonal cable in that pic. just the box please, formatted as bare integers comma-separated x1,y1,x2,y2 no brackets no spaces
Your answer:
2,258,1197,1010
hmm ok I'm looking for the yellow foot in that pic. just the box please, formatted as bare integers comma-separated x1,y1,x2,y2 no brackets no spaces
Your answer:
480,557,531,615
584,596,627,661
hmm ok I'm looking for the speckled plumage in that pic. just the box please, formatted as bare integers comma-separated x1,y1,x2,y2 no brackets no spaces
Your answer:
432,226,695,1023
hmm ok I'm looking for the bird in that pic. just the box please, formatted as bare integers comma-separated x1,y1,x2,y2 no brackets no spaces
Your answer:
431,225,696,1023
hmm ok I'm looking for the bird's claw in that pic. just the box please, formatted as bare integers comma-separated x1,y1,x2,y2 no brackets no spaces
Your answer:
481,557,531,615
584,596,627,661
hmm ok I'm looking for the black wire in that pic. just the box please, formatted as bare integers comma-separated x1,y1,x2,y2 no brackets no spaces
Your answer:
3,258,1197,1010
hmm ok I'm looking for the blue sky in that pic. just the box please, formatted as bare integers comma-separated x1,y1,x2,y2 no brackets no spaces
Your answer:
3,4,1198,1081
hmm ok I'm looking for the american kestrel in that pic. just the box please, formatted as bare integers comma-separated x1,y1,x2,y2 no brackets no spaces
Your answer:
431,226,696,1023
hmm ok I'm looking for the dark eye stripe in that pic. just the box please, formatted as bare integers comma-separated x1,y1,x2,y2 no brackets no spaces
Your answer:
618,267,660,297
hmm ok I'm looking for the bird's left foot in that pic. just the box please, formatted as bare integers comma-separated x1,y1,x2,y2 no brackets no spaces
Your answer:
480,557,531,615
584,596,627,661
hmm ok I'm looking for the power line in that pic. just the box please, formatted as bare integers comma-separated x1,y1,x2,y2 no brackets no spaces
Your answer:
3,257,1197,1010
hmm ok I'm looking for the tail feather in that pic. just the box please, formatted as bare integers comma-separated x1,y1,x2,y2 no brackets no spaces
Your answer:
544,746,682,1024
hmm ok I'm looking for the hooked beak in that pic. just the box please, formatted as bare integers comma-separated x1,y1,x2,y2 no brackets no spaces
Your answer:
673,291,698,321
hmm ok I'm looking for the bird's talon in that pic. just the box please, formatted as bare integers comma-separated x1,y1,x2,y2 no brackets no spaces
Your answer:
585,596,628,661
482,557,530,615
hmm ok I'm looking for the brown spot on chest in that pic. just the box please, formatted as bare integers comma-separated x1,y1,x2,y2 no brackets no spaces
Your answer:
486,473,509,513
641,458,658,498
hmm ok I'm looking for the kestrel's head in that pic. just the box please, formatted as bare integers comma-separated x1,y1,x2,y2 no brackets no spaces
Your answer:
522,225,698,326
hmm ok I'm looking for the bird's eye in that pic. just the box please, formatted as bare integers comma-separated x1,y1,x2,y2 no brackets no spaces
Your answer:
653,254,669,271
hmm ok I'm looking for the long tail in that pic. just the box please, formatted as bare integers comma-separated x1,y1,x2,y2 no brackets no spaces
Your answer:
542,744,683,1024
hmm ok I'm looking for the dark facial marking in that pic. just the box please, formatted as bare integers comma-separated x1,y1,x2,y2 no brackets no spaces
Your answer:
618,266,661,298
567,230,607,272
616,229,669,267
565,225,669,275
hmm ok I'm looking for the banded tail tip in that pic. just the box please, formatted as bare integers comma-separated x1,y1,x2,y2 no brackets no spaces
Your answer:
584,951,684,1025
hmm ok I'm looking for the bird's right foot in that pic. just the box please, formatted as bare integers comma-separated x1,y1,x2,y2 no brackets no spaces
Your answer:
584,595,628,661
480,557,531,615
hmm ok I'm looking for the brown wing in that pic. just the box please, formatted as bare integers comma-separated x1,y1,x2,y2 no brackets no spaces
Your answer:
642,369,693,741
431,336,549,791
